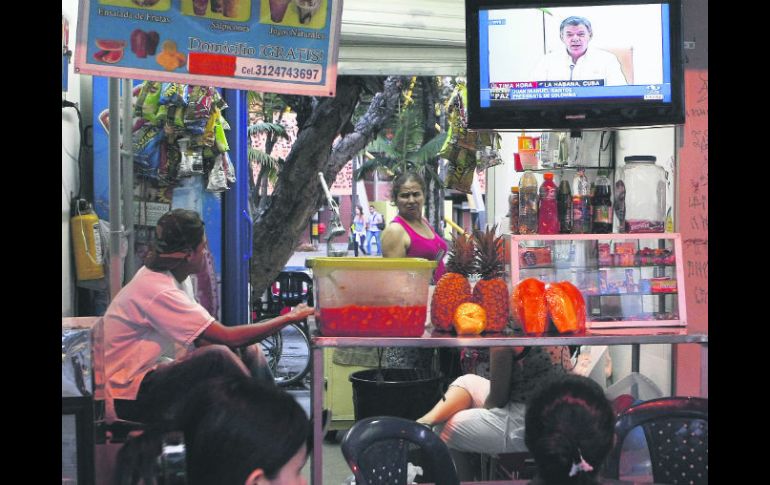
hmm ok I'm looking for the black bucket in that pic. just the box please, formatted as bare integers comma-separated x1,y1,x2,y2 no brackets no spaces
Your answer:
349,368,441,421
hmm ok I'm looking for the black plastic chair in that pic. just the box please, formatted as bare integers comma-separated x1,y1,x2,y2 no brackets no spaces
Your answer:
341,416,460,485
259,271,314,319
604,396,708,485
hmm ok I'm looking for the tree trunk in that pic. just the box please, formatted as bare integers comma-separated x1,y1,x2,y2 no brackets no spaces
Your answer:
249,76,407,296
420,77,443,232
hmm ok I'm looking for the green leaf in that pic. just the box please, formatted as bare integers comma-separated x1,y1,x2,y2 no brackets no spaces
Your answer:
408,132,448,165
248,149,280,171
247,121,288,139
354,157,394,180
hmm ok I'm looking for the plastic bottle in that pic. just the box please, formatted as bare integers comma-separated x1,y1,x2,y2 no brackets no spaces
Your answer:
622,155,666,233
592,171,613,233
518,171,539,235
557,176,573,233
571,169,592,234
508,186,520,234
70,199,105,281
537,172,559,234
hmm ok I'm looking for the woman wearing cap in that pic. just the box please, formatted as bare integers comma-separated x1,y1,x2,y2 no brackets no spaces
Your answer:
102,208,314,425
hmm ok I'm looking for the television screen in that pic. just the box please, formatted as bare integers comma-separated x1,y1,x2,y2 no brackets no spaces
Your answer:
466,0,685,130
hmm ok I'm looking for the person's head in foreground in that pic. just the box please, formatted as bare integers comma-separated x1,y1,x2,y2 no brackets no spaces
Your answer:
117,376,311,485
524,375,615,485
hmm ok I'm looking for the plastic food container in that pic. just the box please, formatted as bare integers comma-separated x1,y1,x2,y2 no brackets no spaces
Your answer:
306,257,437,337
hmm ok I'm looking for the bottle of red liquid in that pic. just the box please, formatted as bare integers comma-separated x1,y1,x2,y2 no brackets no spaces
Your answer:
538,172,559,234
557,176,573,233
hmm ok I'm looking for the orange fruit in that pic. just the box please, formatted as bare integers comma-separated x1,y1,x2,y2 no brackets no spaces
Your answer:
453,302,487,335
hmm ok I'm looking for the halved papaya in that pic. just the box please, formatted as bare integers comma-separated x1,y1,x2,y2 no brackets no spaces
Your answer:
510,278,547,334
545,282,584,333
558,281,586,332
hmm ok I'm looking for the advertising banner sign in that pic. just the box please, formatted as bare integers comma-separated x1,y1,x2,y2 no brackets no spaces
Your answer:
75,0,342,96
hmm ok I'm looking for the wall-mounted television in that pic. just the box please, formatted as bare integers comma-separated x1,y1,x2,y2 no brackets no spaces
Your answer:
465,0,685,130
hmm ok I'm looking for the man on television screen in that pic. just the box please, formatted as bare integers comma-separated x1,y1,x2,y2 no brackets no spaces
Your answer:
531,16,628,86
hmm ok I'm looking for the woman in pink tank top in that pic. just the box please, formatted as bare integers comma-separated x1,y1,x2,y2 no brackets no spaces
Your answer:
381,171,448,283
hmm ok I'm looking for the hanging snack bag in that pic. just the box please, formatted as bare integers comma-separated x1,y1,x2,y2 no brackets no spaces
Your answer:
133,124,164,179
214,117,229,153
159,82,185,106
183,85,213,135
200,106,220,147
134,81,162,124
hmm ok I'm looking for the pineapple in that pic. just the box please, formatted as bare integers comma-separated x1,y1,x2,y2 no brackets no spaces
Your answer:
472,225,510,332
430,232,475,331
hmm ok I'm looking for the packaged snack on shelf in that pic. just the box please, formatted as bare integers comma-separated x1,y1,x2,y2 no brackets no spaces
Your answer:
598,243,612,266
613,242,636,254
650,277,677,294
576,270,600,296
612,253,636,267
598,270,609,294
624,269,638,293
519,246,552,267
636,247,675,265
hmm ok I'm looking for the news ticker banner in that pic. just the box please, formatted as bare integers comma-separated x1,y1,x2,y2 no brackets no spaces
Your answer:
74,0,343,97
481,81,670,105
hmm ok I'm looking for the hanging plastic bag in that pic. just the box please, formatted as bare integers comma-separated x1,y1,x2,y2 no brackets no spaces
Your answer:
222,151,236,184
206,154,228,192
475,131,504,172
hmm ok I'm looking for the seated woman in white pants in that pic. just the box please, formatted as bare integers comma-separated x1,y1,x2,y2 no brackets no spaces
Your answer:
416,346,573,480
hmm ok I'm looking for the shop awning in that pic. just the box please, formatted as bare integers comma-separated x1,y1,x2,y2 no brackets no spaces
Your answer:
338,0,466,76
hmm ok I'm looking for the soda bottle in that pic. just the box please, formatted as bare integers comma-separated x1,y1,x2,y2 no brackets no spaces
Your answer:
592,171,613,233
508,186,520,234
571,168,592,233
518,171,539,235
557,175,573,233
537,172,559,234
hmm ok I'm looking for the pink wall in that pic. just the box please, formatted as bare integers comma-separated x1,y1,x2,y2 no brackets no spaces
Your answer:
676,69,708,396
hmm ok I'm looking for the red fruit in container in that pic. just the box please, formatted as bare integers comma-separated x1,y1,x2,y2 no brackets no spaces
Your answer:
511,278,547,334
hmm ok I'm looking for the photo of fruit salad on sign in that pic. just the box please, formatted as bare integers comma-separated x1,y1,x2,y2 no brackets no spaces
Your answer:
180,0,252,22
98,0,171,11
261,0,327,29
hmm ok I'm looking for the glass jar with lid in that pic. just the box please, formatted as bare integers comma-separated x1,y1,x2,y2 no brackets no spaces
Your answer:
621,155,666,233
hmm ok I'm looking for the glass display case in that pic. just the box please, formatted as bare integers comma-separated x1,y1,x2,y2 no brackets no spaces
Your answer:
509,233,686,328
